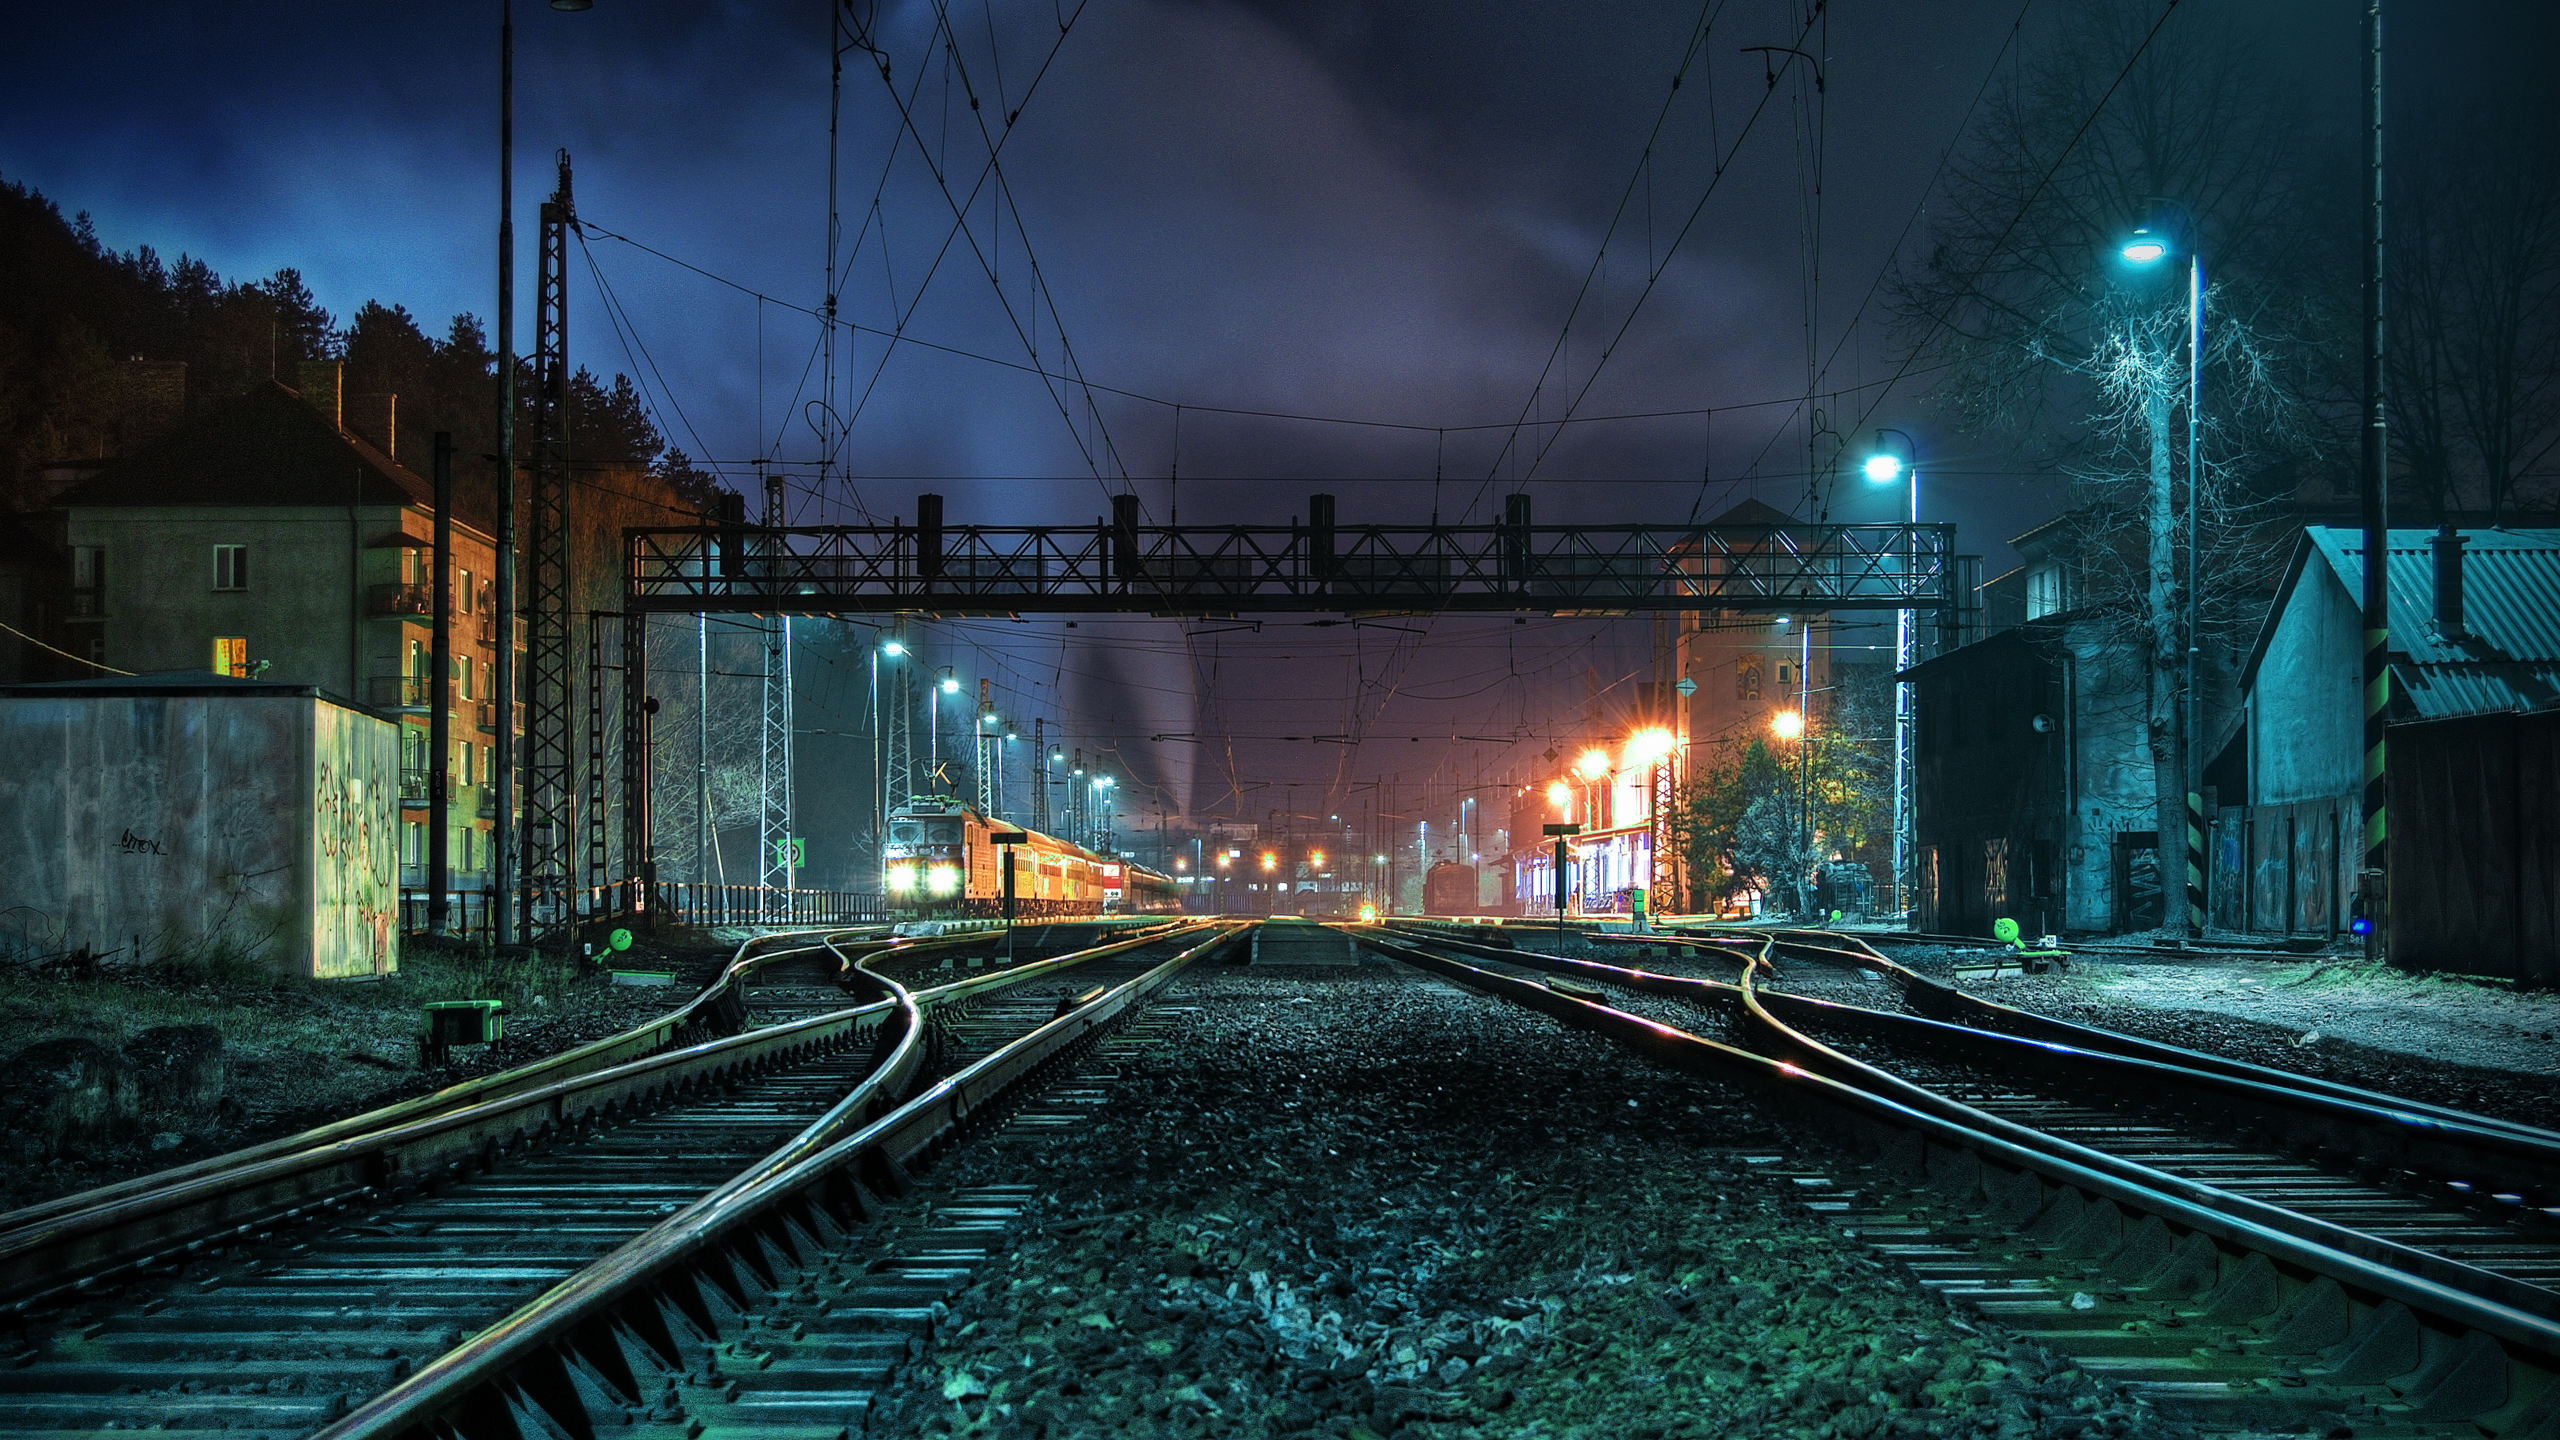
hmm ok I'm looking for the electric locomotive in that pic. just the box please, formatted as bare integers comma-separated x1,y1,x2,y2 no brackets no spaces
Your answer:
880,798,1181,916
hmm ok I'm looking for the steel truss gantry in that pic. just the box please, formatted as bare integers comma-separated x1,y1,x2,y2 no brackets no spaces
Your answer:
625,493,1962,624
614,495,1970,901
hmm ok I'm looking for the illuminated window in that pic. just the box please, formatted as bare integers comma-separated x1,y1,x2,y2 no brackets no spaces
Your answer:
213,545,248,591
211,636,248,677
458,568,474,614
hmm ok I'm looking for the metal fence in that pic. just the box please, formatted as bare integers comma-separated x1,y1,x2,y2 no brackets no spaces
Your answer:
656,885,895,927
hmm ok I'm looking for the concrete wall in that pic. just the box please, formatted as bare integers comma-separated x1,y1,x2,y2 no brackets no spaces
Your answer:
2249,561,2362,807
0,690,399,978
2060,630,2163,933
65,504,388,692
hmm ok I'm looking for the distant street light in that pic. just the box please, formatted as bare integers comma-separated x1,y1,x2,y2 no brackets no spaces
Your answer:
1770,709,1805,740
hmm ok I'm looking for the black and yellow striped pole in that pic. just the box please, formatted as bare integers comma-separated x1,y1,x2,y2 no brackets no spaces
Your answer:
2356,0,2389,959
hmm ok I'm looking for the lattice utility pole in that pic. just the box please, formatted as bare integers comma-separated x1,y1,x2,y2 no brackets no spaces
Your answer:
973,679,997,816
756,474,794,919
881,622,913,827
523,149,576,936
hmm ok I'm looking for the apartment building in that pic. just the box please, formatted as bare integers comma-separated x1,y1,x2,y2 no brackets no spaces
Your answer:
54,372,509,893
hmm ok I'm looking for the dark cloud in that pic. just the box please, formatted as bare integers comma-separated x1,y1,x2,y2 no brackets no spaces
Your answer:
8,0,2538,834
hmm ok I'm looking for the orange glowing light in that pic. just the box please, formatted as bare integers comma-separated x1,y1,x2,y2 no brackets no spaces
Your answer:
1625,727,1675,767
1546,781,1572,810
1575,748,1611,780
1770,710,1805,740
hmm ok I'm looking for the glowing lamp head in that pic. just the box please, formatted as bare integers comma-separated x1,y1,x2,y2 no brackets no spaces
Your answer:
880,639,906,657
1310,851,1325,867
1575,749,1611,780
1863,452,1903,483
2120,229,2169,264
939,676,960,694
885,864,918,893
1546,781,1571,810
1260,852,1276,871
1771,709,1805,740
1626,727,1676,767
1358,903,1378,923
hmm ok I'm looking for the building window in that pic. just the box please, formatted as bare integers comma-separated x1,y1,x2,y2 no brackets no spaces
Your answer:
211,636,248,677
460,655,475,701
72,546,107,617
213,545,249,591
458,568,473,614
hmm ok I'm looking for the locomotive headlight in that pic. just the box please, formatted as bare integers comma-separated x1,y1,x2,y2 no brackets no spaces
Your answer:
886,865,918,893
926,864,961,895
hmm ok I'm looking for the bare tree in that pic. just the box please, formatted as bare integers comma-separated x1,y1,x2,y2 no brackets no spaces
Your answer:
1889,0,2321,936
2390,96,2560,524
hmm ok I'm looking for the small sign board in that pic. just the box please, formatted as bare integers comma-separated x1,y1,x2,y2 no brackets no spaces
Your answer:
1675,676,1698,698
773,837,806,868
1542,823,1583,837
990,830,1029,845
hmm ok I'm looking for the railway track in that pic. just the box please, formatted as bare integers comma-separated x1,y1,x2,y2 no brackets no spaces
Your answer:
1359,921,2560,1438
0,917,1239,1438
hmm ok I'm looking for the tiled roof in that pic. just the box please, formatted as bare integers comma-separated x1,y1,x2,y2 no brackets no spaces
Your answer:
51,381,448,514
2254,527,2560,718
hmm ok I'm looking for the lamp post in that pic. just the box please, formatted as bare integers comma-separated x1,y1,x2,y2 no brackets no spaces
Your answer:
2121,212,2206,938
928,667,958,795
1863,429,1918,924
492,0,593,950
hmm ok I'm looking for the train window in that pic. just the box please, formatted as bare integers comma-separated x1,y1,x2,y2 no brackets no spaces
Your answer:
928,821,962,845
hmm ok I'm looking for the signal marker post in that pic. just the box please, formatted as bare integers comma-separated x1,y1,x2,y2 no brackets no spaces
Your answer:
992,829,1028,963
1544,822,1581,953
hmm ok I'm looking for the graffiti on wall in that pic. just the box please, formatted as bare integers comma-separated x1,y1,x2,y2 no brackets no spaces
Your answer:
313,705,400,977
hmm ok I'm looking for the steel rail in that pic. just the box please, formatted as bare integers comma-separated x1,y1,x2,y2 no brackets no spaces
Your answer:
0,925,940,1243
310,920,1250,1440
0,919,1200,1313
1381,919,2560,1313
1349,929,2560,1371
1761,929,2560,1147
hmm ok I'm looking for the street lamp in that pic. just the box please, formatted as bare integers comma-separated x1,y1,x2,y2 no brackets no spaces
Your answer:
491,0,596,949
1863,426,1918,925
2120,210,2205,939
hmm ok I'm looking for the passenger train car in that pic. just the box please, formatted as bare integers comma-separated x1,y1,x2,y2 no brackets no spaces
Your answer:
882,798,1182,917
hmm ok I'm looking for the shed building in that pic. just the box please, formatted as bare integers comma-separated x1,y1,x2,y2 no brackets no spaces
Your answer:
0,672,400,979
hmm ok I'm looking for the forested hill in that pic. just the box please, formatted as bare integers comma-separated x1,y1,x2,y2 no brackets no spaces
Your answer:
0,176,721,514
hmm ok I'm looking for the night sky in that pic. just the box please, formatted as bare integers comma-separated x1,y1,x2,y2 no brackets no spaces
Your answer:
7,0,2545,849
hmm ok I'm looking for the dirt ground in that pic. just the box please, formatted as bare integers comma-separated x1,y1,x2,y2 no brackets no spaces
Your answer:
0,929,738,1214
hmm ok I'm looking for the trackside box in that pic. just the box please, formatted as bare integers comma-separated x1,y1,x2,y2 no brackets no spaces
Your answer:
0,672,401,979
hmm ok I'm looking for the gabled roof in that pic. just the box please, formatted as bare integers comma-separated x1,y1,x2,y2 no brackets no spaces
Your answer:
53,381,435,512
2242,526,2560,718
1706,497,1804,526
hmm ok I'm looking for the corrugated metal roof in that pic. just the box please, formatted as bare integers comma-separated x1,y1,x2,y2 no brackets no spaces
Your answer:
2305,527,2560,718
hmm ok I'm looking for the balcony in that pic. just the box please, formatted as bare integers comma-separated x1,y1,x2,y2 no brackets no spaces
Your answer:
475,701,523,735
368,583,433,621
369,676,432,713
477,789,498,820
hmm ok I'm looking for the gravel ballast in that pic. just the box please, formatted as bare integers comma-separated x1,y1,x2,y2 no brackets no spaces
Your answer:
0,932,737,1212
869,968,2192,1439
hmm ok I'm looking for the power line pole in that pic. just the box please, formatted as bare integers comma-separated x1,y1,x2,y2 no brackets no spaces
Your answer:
2357,0,2391,957
757,474,794,919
